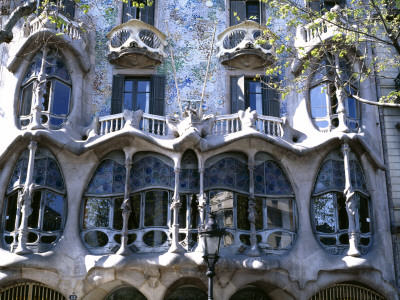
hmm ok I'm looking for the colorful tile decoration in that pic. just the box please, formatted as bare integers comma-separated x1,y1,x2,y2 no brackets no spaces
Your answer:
254,160,293,195
131,156,175,189
86,159,126,194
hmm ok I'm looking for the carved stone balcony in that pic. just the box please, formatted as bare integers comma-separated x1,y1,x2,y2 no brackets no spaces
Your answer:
294,9,346,57
216,21,276,70
106,20,168,68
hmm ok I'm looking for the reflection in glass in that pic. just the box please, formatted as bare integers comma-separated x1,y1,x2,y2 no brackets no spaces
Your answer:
310,85,328,118
143,230,168,247
267,231,293,249
83,198,110,229
5,192,18,232
267,199,293,230
43,190,63,231
84,231,109,247
313,194,335,233
209,190,233,228
144,191,168,227
237,196,263,231
28,191,41,229
52,81,71,115
359,195,370,233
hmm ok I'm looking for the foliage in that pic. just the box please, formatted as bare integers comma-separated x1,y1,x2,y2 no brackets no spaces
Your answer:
262,0,400,105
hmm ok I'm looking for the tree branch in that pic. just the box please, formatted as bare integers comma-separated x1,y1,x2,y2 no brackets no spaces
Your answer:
351,94,400,107
0,0,37,44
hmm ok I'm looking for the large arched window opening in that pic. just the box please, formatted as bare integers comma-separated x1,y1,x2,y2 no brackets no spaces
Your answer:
204,152,249,250
311,149,371,255
178,150,200,250
253,152,296,254
81,151,174,254
0,282,66,300
19,49,72,129
2,147,66,253
230,286,270,300
165,286,207,300
309,54,360,132
106,286,148,300
309,282,385,300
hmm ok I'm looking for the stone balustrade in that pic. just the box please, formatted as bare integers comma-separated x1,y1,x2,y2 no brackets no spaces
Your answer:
97,110,284,138
216,20,276,69
106,19,167,68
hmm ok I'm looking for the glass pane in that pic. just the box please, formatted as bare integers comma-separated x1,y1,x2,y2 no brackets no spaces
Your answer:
313,193,335,233
190,194,200,229
124,92,133,111
106,287,147,300
358,194,370,233
310,85,328,118
43,190,63,231
209,190,234,228
267,231,293,249
138,80,150,92
267,199,293,230
178,195,187,229
51,81,71,115
337,193,348,230
347,96,358,119
328,84,338,114
113,198,124,230
83,198,110,229
41,81,51,112
248,81,261,93
144,190,168,227
124,80,133,92
165,287,207,300
54,58,70,81
84,231,109,247
129,194,141,229
5,192,18,232
230,287,269,300
20,83,33,116
28,191,42,229
143,230,168,247
136,93,148,112
246,2,259,21
50,117,64,126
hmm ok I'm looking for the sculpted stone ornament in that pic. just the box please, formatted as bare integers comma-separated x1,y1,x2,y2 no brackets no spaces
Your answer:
166,106,215,149
123,109,143,129
15,184,34,255
238,107,257,130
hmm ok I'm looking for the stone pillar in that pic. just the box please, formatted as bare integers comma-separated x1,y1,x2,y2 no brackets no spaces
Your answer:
342,143,360,257
15,141,37,255
247,160,260,256
198,168,205,225
334,52,349,133
169,167,185,253
117,157,132,256
29,47,49,130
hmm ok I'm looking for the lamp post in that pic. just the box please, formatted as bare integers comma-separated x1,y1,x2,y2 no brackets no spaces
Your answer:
199,211,225,300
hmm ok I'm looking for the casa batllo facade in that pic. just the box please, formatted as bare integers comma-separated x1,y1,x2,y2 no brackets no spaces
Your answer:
0,0,399,299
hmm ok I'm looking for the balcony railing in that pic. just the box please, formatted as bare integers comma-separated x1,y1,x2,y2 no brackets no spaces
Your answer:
97,111,283,138
106,19,167,68
294,10,346,55
29,10,83,41
216,20,275,69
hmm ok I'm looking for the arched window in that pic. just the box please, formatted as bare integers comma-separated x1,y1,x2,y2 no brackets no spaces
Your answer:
312,150,371,255
178,150,200,250
230,286,270,300
0,282,66,300
19,49,71,129
165,286,207,300
310,282,385,300
2,147,66,253
106,287,147,300
81,151,174,254
309,55,360,131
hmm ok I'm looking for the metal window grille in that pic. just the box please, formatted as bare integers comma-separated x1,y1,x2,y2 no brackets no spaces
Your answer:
310,283,385,300
0,282,66,300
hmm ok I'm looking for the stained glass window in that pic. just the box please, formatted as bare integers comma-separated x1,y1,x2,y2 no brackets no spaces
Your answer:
3,147,66,253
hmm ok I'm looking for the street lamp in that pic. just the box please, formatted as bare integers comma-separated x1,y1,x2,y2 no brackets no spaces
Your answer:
199,211,225,300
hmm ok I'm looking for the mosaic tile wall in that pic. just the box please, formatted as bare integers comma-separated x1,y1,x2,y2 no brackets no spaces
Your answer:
86,0,287,118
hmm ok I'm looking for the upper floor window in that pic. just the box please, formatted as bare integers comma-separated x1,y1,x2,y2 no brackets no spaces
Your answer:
38,0,75,19
2,147,66,253
122,0,155,25
231,76,279,116
111,75,165,115
19,50,71,129
312,150,371,255
308,0,345,12
230,0,261,26
309,56,360,131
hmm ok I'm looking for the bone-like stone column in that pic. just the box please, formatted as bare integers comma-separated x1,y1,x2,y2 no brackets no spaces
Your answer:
29,47,48,130
334,52,350,133
169,167,185,253
117,154,133,256
247,160,260,257
198,168,206,225
15,141,37,255
342,143,360,257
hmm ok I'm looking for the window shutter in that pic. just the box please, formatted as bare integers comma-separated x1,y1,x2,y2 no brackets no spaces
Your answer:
111,75,124,114
231,76,245,113
230,0,246,26
263,77,280,117
62,0,75,19
150,75,165,116
140,1,155,25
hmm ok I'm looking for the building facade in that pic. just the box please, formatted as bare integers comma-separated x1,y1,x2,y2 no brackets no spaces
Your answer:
0,0,399,299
